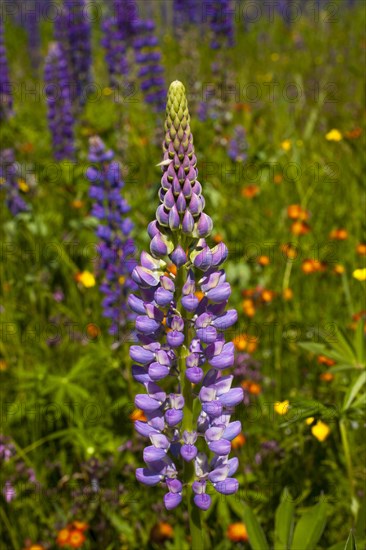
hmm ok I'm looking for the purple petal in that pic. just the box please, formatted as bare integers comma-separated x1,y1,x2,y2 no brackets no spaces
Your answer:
214,478,239,495
143,445,167,463
208,439,231,455
194,493,211,510
180,444,198,462
136,468,161,486
186,367,204,383
148,362,170,381
218,388,244,407
164,491,182,510
132,365,151,384
135,394,161,412
130,345,155,365
165,408,183,426
167,330,185,347
223,421,242,441
134,421,159,438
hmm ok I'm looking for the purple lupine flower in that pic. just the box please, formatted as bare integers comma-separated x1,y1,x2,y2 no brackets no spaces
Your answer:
227,126,248,163
206,0,235,49
44,42,75,161
132,18,166,112
0,149,30,216
54,0,92,106
0,18,13,121
130,81,243,510
101,15,129,90
173,0,202,28
86,136,138,336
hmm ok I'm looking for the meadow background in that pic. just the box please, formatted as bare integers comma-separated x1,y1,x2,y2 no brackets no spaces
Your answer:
0,0,365,548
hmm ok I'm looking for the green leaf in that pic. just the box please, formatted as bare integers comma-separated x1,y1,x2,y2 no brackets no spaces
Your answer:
242,503,269,550
356,494,366,539
274,489,295,549
354,320,365,363
291,501,327,550
343,372,366,411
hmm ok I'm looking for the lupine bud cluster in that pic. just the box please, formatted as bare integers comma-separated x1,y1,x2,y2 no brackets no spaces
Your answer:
0,149,30,216
206,0,235,49
0,18,13,121
86,136,137,336
44,42,75,161
54,0,92,106
129,81,243,510
227,126,248,163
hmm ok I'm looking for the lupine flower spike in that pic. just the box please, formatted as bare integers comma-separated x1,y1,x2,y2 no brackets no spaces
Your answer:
0,18,13,121
44,42,75,161
129,81,242,543
86,137,137,337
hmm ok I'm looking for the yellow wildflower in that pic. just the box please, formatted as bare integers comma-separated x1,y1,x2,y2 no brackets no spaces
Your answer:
353,268,366,281
311,420,330,441
18,179,29,192
103,87,113,96
274,400,289,415
76,271,96,288
326,129,343,141
281,139,292,152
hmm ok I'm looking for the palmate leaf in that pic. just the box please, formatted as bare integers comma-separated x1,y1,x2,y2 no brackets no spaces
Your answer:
343,371,366,411
291,501,327,550
274,489,295,550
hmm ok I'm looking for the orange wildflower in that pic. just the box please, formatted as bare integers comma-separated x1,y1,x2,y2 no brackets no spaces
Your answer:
241,184,260,198
242,299,255,317
291,220,310,236
261,289,275,303
71,200,84,209
283,288,293,300
287,204,308,220
231,433,246,449
86,323,100,339
233,334,257,353
213,233,223,243
150,522,174,543
195,290,205,301
257,255,270,266
274,173,283,184
68,530,86,548
71,522,88,532
329,228,348,240
356,243,366,256
56,529,70,547
301,259,326,274
281,243,298,260
320,372,334,382
333,264,345,275
166,264,177,276
129,409,147,422
227,523,249,542
345,127,362,139
317,355,336,367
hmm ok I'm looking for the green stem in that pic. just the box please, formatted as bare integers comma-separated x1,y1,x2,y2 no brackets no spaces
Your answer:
339,418,355,505
175,259,206,549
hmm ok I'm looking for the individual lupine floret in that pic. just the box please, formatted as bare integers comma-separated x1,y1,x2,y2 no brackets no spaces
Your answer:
129,81,243,513
86,136,137,336
44,42,75,160
0,18,13,121
0,149,30,216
